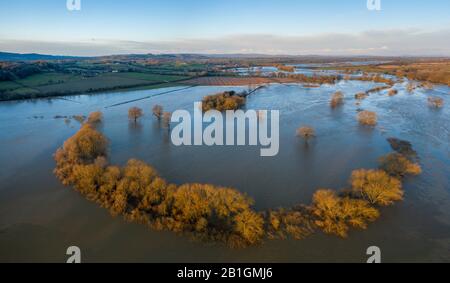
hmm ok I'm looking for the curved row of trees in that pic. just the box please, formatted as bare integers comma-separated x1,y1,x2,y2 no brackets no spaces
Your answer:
54,112,422,247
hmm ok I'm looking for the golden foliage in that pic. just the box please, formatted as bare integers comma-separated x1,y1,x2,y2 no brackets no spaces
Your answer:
350,169,403,206
330,91,344,108
266,208,314,240
128,107,143,122
312,190,379,238
202,91,246,111
388,89,398,96
358,110,377,126
54,124,108,185
234,211,265,245
296,126,315,141
162,112,172,129
152,105,163,120
87,111,103,124
54,125,263,247
54,119,421,247
379,153,422,178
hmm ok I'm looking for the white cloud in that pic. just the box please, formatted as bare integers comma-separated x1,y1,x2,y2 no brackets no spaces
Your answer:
1,28,450,56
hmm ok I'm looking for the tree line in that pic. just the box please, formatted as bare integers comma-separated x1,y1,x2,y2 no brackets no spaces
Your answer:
54,112,422,247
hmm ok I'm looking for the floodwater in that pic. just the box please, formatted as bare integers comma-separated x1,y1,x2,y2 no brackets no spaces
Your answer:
0,80,449,262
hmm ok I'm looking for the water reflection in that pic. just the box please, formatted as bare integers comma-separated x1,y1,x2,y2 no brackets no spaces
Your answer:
0,81,449,262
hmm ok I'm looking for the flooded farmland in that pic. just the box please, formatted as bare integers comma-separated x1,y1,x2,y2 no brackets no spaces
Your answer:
0,80,449,262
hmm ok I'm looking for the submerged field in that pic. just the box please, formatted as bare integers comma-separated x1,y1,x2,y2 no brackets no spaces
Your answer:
0,78,449,262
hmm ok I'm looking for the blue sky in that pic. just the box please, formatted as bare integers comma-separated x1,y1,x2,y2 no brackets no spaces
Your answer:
0,0,449,56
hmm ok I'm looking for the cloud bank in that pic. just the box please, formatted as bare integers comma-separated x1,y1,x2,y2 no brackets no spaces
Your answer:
1,29,449,57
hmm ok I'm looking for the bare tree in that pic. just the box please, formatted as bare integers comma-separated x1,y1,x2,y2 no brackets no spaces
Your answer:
297,126,315,142
162,112,172,130
152,105,163,120
330,91,344,108
128,107,143,123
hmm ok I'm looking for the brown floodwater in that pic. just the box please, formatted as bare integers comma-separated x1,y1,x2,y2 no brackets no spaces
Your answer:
0,80,449,262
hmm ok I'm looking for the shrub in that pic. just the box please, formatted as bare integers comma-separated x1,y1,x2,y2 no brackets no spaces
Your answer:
152,105,163,120
296,126,315,141
312,190,379,238
358,111,377,126
428,96,444,108
202,91,246,111
162,112,172,129
54,124,108,185
330,91,344,108
234,211,265,245
388,89,398,96
379,153,422,177
128,107,143,122
87,111,103,124
355,92,367,100
350,169,403,206
266,208,314,240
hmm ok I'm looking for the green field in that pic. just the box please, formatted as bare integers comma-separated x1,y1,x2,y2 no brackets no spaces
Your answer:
0,72,190,100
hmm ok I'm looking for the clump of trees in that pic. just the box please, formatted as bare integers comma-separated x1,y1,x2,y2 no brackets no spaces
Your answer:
266,207,314,240
388,89,398,96
311,189,380,238
54,124,108,186
202,91,246,111
330,91,344,108
87,111,103,124
296,126,315,142
128,107,143,123
379,153,422,178
427,96,444,108
358,111,377,126
350,169,403,206
54,124,265,248
54,120,423,247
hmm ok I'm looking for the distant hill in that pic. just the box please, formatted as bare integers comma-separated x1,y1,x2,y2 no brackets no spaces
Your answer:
0,52,86,61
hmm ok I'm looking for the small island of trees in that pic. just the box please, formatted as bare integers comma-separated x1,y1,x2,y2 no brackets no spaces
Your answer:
202,91,246,111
